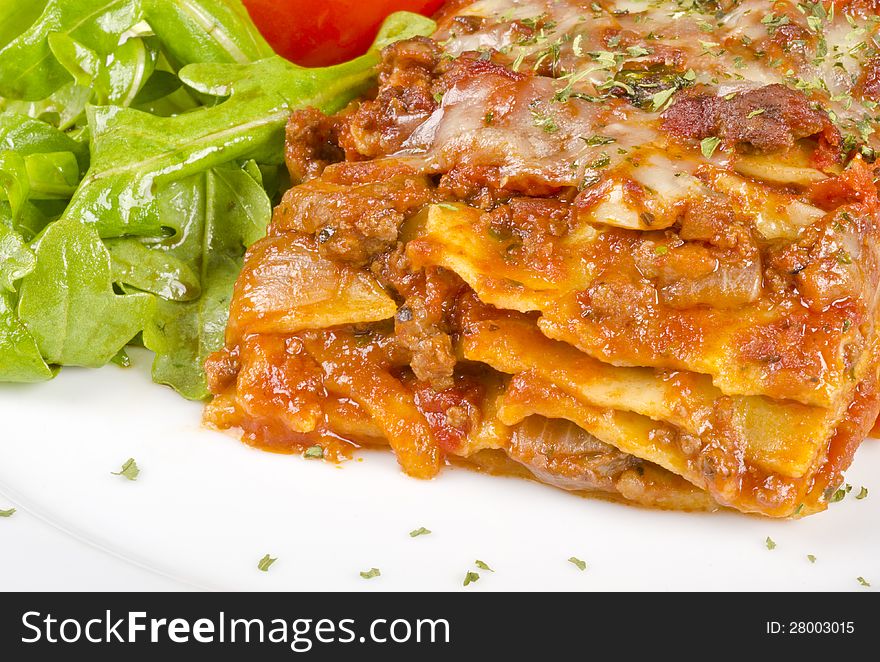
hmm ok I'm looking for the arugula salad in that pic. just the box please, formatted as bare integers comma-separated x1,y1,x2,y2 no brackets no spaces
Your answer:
0,0,433,398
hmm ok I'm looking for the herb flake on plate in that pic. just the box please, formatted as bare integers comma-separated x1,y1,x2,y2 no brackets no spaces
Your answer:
257,554,277,572
112,458,140,481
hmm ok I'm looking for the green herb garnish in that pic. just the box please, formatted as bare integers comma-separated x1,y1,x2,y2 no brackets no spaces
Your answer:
765,537,777,550
650,87,677,112
463,571,480,586
257,554,277,572
409,527,432,537
531,108,559,133
112,458,140,481
701,136,722,158
360,568,381,580
829,487,847,503
569,557,587,571
582,135,616,146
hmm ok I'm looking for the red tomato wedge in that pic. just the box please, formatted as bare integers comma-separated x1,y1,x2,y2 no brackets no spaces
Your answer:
242,0,445,67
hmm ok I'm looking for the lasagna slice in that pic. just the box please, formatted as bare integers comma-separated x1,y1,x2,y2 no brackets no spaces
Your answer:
205,0,880,517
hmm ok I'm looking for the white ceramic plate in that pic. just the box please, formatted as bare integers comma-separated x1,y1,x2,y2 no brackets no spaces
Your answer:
1,349,878,592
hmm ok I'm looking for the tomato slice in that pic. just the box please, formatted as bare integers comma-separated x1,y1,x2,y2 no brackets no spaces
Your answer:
242,0,445,67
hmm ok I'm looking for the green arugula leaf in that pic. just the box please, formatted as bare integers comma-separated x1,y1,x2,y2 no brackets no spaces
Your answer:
23,152,82,199
0,0,143,101
132,69,182,106
107,237,202,301
49,30,160,107
0,82,92,131
47,32,103,89
0,291,52,381
0,151,82,211
0,223,35,292
17,218,153,366
101,36,160,106
69,62,369,236
0,507,16,517
111,347,132,367
0,200,51,242
0,115,89,216
141,165,270,399
66,12,435,238
143,0,273,68
0,112,88,169
0,150,28,218
0,2,47,51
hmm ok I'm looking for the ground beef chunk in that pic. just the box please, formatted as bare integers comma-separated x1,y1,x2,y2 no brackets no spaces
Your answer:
372,249,466,389
677,197,758,252
483,198,571,263
662,83,835,152
343,37,442,159
579,274,657,329
436,165,513,209
284,107,346,184
270,160,434,266
767,212,865,312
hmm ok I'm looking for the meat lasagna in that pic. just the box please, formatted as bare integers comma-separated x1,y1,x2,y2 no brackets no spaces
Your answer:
205,0,880,517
